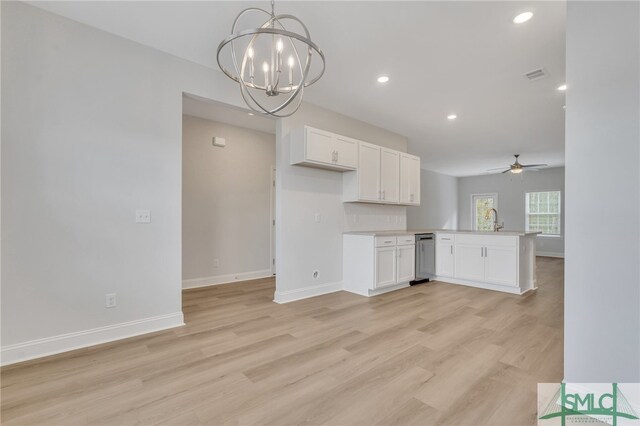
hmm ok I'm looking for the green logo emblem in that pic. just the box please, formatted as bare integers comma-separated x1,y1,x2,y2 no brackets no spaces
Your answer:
539,383,639,425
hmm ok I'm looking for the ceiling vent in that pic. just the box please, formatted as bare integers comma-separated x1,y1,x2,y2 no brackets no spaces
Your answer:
524,68,546,81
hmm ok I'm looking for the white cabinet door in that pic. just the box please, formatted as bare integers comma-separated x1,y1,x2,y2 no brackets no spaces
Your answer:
454,244,485,281
399,154,411,204
409,155,421,204
358,142,381,202
375,246,397,288
485,246,518,286
400,153,420,205
396,244,415,283
380,149,400,203
333,135,357,169
305,127,334,165
436,242,455,277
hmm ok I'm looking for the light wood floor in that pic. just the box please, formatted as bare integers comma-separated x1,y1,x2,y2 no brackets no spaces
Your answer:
1,257,563,426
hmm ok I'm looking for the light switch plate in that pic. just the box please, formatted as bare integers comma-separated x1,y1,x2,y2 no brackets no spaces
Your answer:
136,210,151,224
314,213,322,223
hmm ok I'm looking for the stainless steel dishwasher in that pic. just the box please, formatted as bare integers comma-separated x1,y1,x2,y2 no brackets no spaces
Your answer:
411,233,435,285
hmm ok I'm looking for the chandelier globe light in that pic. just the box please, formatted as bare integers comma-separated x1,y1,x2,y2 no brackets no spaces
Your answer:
216,0,325,117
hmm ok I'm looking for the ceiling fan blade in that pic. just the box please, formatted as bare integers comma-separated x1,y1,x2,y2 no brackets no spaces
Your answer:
487,167,509,171
522,164,548,168
501,169,512,174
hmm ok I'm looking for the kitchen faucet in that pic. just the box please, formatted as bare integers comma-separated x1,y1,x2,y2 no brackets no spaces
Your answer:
484,208,504,232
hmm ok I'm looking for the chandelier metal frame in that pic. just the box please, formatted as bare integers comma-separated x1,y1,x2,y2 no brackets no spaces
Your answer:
216,1,325,117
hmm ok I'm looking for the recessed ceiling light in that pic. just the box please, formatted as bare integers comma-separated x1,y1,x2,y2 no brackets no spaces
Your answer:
377,75,390,83
513,11,533,24
563,105,566,110
447,114,457,120
248,112,254,116
557,84,567,91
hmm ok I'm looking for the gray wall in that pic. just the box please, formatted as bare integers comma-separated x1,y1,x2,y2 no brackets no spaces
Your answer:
182,116,275,284
565,1,639,382
1,2,245,363
458,167,565,256
275,102,408,302
407,168,458,230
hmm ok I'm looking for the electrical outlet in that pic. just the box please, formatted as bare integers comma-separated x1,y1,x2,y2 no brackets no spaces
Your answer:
135,210,151,224
105,293,117,308
314,213,322,223
213,258,220,268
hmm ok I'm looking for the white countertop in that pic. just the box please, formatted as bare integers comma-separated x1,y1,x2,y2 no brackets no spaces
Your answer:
343,229,541,237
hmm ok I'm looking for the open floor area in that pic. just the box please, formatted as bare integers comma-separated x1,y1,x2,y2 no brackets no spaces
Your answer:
1,257,563,425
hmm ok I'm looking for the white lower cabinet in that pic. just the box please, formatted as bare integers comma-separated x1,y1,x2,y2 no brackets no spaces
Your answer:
396,244,416,283
435,234,455,277
484,245,518,285
450,234,518,287
344,234,416,297
454,244,486,281
375,246,397,288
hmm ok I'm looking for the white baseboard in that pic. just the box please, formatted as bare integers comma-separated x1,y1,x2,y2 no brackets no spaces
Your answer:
434,276,527,295
537,251,565,258
273,281,342,304
182,269,273,289
0,312,184,367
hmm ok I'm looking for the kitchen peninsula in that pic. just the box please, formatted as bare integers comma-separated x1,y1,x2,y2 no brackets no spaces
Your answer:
343,229,539,297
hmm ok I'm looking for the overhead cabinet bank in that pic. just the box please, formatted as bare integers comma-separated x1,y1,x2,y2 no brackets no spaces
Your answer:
290,126,420,206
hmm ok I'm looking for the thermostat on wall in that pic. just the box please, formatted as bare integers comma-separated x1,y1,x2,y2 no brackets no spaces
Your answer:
212,137,226,147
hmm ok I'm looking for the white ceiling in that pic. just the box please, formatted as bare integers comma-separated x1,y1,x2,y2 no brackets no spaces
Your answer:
29,1,566,177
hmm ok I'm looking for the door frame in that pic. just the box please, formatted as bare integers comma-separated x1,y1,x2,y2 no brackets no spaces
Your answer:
470,193,498,231
270,166,276,275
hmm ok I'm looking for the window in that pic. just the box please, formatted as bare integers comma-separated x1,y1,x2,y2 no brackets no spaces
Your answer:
472,194,498,231
526,191,561,235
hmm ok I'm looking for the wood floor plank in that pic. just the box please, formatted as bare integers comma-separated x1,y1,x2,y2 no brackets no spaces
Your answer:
1,257,564,425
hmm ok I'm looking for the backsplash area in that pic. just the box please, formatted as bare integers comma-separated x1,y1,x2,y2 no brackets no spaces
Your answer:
343,203,407,232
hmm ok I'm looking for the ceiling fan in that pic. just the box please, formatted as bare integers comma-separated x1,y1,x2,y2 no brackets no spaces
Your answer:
488,154,548,174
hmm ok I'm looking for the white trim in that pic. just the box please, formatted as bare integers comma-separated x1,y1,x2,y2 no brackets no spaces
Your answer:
537,251,565,258
182,269,273,289
273,281,342,304
270,166,276,275
470,193,498,231
0,312,184,366
434,275,536,295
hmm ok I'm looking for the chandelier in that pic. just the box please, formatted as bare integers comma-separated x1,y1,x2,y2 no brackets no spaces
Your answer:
216,0,325,117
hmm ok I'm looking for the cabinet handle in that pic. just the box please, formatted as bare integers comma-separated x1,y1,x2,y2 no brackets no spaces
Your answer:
450,245,453,255
481,247,484,257
382,190,386,200
336,151,339,162
384,240,393,244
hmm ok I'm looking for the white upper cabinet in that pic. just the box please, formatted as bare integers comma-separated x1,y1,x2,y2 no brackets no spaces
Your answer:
333,135,358,169
380,149,400,203
292,126,420,205
400,153,421,205
344,143,420,205
290,126,357,171
356,142,382,202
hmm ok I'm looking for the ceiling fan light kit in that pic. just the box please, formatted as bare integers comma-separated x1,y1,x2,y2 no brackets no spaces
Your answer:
217,0,325,117
487,154,548,174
